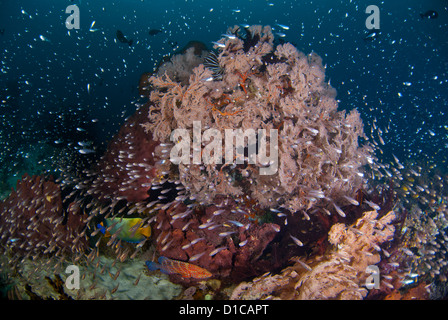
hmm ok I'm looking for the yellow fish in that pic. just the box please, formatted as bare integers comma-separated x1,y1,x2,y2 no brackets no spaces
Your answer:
98,218,151,243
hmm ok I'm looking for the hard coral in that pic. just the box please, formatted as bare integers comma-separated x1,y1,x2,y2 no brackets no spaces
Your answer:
143,24,371,217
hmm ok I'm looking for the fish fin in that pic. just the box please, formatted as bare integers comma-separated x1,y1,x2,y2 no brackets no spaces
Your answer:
97,222,105,233
158,256,171,264
146,260,172,275
124,239,140,244
97,222,111,237
128,39,134,46
145,260,160,271
138,226,151,238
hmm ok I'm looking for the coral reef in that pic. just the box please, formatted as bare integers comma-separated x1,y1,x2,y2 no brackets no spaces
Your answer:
369,165,448,299
152,196,280,283
4,24,446,301
399,180,448,285
88,105,166,203
7,255,182,300
0,174,88,259
230,209,396,300
155,46,209,86
129,24,377,286
143,25,371,216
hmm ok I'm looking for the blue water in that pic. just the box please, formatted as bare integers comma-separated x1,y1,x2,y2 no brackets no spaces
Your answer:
1,0,447,190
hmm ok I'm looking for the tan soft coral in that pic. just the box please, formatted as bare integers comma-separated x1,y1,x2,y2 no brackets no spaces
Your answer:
230,210,396,300
145,24,372,215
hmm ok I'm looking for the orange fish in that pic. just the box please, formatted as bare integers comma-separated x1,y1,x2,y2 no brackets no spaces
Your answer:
146,256,212,279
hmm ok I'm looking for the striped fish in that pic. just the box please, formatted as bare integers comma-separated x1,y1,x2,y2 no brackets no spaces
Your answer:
203,51,224,80
145,256,212,279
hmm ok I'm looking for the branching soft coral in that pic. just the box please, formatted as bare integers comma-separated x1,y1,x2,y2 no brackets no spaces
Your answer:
230,210,396,300
143,24,372,216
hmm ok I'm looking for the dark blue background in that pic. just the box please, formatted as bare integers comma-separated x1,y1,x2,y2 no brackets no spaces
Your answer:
1,0,447,188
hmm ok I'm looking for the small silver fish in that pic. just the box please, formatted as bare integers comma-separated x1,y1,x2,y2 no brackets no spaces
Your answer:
228,220,244,227
39,35,50,42
199,221,215,229
211,41,226,48
160,188,172,194
219,231,236,237
182,243,192,250
277,213,287,217
401,279,414,285
290,234,303,246
295,259,312,271
383,281,394,289
343,195,359,206
189,251,205,262
209,246,226,257
79,148,95,154
333,203,346,217
161,239,174,251
222,33,237,39
388,262,399,268
276,23,290,30
182,220,193,231
364,200,381,211
213,209,226,216
190,237,204,245
239,239,248,247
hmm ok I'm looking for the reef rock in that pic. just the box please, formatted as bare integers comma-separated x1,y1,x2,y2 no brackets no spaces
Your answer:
152,197,280,283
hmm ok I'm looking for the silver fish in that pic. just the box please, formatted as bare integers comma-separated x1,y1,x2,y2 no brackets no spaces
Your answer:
290,234,303,246
189,251,205,262
209,246,226,257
